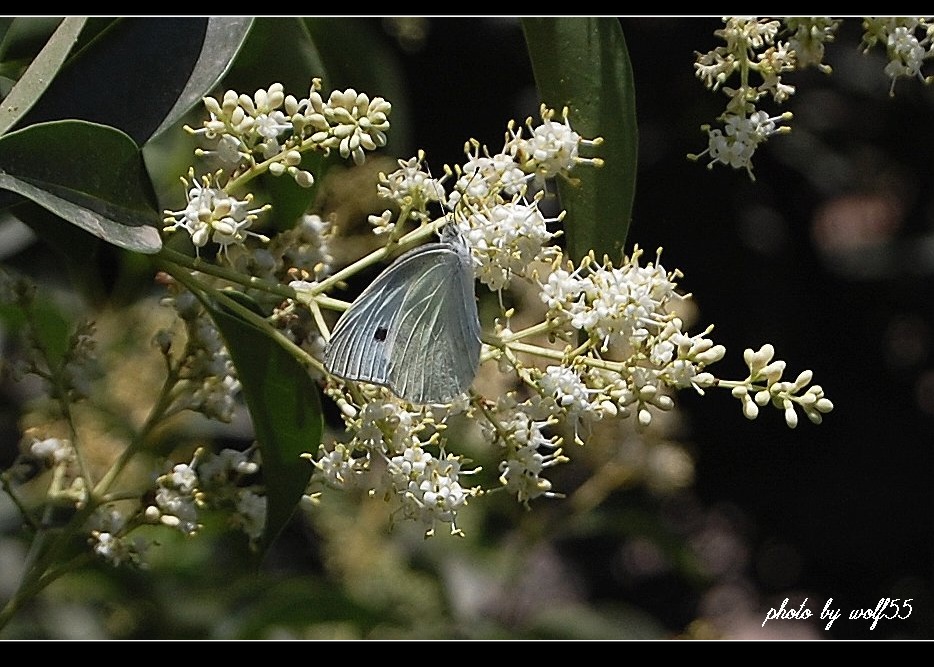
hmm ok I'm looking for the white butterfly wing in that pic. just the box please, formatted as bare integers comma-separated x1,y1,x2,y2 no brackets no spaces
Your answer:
324,242,481,404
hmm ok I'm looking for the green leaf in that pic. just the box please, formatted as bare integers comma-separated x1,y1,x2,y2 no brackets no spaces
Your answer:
522,17,638,261
0,17,18,53
0,17,61,64
0,17,86,136
13,18,252,146
202,290,321,553
149,17,254,141
0,119,161,253
260,150,327,233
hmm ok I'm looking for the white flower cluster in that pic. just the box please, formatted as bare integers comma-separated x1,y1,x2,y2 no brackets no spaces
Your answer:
86,447,266,566
693,17,934,176
197,447,267,543
163,168,270,257
698,110,792,178
373,106,600,291
533,246,832,428
386,444,477,536
308,109,602,529
309,390,479,537
449,106,602,291
304,100,833,536
191,79,390,178
690,17,838,178
371,150,447,233
159,286,242,423
729,343,834,428
308,86,392,166
784,17,839,70
539,247,725,428
510,107,597,182
227,212,335,289
29,437,87,507
861,17,934,95
87,507,147,567
483,395,568,506
146,459,202,535
218,212,335,366
168,80,390,258
275,213,335,282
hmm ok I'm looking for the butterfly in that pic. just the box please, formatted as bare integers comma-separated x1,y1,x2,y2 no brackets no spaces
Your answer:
323,226,481,404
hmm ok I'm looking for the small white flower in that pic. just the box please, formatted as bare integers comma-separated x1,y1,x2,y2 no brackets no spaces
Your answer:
234,489,267,541
540,267,585,311
323,89,391,165
255,110,292,140
387,445,477,536
457,199,560,290
377,151,446,219
30,437,74,465
163,169,270,256
540,365,597,416
150,458,203,536
509,105,603,182
312,442,361,489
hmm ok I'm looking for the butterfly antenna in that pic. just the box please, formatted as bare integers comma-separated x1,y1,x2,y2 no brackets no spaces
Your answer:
422,160,452,243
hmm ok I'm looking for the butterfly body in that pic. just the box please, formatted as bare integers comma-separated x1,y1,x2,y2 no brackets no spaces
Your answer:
323,235,481,404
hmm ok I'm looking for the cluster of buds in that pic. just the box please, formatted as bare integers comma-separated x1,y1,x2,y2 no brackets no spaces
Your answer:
689,17,838,178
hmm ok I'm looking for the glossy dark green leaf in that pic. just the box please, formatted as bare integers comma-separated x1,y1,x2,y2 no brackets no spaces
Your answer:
0,17,86,136
0,17,61,64
149,17,254,141
0,18,17,52
9,203,114,304
0,120,161,253
260,150,326,234
522,17,638,261
202,290,321,553
13,17,252,146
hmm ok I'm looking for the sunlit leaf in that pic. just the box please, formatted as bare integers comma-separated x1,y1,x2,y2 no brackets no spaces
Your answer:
0,17,86,136
0,120,161,253
149,17,254,141
522,17,638,261
13,17,252,146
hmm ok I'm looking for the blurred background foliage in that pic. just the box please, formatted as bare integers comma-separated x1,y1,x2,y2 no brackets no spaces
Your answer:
0,17,932,639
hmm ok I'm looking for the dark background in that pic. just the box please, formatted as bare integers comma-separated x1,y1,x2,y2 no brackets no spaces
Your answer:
2,16,930,639
380,17,934,639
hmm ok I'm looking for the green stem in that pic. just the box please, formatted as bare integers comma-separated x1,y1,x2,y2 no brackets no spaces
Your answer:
0,498,96,632
164,264,325,376
310,218,444,296
157,247,297,301
93,360,180,497
0,316,189,632
498,320,557,343
21,306,94,487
